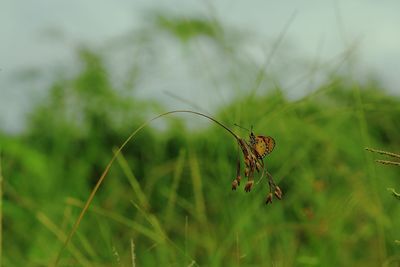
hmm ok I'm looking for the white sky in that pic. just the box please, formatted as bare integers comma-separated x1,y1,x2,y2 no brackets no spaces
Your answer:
1,0,400,132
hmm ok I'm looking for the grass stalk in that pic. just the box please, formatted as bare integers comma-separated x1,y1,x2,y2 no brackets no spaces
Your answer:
365,147,400,159
54,110,237,266
376,160,400,167
0,152,3,267
65,198,164,242
131,201,199,266
114,149,150,210
365,148,400,167
130,238,136,267
189,153,206,224
165,149,186,223
36,212,91,267
387,188,400,200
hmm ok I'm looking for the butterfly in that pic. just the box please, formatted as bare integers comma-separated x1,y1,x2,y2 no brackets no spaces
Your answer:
249,132,275,159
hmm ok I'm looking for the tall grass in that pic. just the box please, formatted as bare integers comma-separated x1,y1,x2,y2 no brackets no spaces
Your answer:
0,153,3,266
2,82,400,266
1,12,400,267
52,110,247,267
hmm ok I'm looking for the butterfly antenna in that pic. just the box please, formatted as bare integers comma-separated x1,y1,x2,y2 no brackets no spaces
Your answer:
233,123,250,132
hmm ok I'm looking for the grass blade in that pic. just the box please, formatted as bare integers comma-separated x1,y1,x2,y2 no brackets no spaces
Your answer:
165,149,186,223
114,149,150,210
189,153,206,224
130,238,136,267
365,147,400,159
53,110,238,266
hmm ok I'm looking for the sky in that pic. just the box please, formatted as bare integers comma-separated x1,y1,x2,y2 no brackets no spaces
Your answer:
1,0,400,132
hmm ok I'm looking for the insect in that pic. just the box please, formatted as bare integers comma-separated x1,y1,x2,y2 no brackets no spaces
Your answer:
232,124,280,203
249,132,275,159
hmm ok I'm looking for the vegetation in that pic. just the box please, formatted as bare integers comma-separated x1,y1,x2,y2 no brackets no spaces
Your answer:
1,14,399,267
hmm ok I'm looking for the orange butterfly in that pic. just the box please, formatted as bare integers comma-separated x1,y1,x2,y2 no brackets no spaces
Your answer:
249,132,275,159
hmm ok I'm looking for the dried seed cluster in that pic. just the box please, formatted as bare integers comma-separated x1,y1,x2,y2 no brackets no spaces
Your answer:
232,136,282,205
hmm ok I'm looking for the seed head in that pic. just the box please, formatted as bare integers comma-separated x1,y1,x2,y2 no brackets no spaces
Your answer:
266,193,273,204
244,181,254,192
232,179,239,190
274,186,282,200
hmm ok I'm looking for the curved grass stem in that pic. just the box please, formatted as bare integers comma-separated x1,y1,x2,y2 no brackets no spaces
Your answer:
53,110,238,266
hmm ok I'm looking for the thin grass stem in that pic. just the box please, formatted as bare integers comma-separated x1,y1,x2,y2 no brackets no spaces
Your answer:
130,238,136,267
366,147,400,159
387,188,400,200
376,160,400,167
54,110,236,266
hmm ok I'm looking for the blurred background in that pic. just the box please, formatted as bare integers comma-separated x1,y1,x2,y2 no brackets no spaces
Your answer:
1,1,400,266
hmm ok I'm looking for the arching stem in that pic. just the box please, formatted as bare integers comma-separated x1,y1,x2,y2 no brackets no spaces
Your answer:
53,110,239,266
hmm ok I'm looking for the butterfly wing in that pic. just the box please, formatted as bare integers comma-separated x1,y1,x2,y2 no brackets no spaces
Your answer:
254,136,275,158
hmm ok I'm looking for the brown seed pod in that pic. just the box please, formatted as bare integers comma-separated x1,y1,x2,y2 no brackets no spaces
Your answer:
274,186,282,200
266,193,273,204
236,175,241,185
244,181,254,192
232,179,239,190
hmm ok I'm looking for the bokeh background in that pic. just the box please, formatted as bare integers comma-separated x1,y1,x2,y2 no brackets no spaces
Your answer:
1,1,400,266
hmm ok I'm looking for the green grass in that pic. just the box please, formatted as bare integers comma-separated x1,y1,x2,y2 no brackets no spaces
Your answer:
2,81,399,266
1,14,400,267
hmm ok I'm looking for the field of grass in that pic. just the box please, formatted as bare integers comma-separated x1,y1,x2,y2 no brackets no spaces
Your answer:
1,14,400,267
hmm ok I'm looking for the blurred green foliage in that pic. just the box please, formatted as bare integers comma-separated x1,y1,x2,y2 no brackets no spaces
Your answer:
155,14,219,42
1,15,400,267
